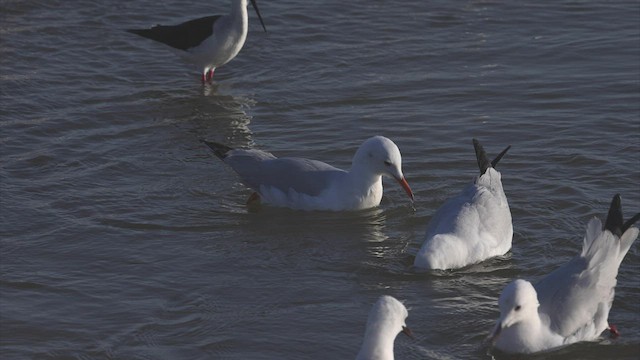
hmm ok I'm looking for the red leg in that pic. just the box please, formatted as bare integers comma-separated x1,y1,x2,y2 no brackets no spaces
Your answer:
609,324,620,337
206,69,215,81
246,192,260,205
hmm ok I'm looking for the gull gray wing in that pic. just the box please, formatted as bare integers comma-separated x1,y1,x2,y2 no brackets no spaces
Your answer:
424,184,476,237
224,151,346,196
534,254,595,337
535,194,639,338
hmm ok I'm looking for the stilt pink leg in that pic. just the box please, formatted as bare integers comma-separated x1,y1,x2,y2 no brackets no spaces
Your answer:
201,69,215,83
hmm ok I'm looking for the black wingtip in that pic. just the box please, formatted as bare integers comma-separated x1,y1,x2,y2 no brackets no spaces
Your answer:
472,138,491,175
472,139,511,174
622,212,640,234
604,194,624,237
491,145,511,169
126,28,144,35
201,140,233,160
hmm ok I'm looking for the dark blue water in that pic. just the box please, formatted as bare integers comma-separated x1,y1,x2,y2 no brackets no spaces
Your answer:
1,0,639,359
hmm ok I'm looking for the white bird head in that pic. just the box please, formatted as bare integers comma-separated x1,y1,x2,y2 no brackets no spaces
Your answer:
357,295,413,360
352,136,414,201
368,295,411,335
489,279,540,343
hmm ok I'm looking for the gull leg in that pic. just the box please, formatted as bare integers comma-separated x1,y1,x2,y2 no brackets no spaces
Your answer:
246,192,260,205
609,324,620,337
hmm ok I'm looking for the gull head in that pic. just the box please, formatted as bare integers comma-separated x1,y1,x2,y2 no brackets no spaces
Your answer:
368,295,412,338
489,279,540,344
357,295,412,360
353,136,413,201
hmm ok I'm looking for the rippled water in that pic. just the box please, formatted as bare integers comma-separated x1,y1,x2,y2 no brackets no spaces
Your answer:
1,0,639,359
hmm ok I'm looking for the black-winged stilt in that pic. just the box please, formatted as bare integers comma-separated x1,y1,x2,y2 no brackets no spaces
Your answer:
127,0,266,82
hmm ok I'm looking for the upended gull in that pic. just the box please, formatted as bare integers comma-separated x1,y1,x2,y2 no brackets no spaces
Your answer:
203,136,414,211
414,139,512,270
356,295,413,360
488,194,639,354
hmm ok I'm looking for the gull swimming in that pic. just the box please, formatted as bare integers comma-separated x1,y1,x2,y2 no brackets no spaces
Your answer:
414,139,512,270
488,194,639,354
202,136,414,211
127,0,267,82
356,295,413,360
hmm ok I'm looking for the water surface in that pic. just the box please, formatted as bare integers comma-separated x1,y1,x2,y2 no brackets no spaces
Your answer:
1,0,639,359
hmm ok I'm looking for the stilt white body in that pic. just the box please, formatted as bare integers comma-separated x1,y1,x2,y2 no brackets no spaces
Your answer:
190,0,250,78
127,0,266,80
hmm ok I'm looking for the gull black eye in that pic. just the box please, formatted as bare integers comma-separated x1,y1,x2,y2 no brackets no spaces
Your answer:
384,160,392,166
515,305,521,311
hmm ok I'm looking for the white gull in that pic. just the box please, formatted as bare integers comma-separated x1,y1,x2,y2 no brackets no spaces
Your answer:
414,139,512,270
203,136,414,211
488,194,639,354
356,295,413,360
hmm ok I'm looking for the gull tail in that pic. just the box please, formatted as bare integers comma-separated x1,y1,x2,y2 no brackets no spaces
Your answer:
202,140,233,160
472,139,511,175
604,194,640,259
582,194,639,268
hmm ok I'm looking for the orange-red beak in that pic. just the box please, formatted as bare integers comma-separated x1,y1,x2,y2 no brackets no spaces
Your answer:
396,176,414,201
